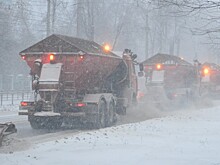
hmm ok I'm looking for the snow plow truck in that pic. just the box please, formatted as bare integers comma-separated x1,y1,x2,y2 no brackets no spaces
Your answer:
199,62,220,98
19,34,138,129
139,53,200,108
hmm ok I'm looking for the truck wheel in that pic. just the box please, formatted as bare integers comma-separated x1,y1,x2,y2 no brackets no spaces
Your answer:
94,100,106,129
30,121,43,129
45,120,62,129
106,101,116,127
29,117,44,129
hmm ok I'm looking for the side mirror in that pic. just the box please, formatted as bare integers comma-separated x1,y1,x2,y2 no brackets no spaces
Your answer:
139,63,144,71
138,71,144,77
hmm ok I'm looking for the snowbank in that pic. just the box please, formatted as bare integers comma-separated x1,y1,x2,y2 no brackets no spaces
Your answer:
1,106,220,165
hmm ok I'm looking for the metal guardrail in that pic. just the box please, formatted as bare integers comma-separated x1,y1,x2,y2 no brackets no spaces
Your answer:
0,91,33,106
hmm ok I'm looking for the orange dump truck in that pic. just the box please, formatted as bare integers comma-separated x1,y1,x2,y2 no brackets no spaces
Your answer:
139,54,199,106
19,34,138,129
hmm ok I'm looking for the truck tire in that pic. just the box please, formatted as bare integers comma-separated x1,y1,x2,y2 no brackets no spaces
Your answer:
45,119,62,129
29,117,44,129
30,121,43,129
106,100,116,127
94,100,106,129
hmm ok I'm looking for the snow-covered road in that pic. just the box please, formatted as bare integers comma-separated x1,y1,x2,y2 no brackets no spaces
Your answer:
1,104,220,165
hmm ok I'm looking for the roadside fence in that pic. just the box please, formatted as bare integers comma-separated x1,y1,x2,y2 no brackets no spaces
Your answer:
0,91,33,106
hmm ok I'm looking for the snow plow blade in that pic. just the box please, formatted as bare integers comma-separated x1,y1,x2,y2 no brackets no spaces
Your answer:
0,123,17,147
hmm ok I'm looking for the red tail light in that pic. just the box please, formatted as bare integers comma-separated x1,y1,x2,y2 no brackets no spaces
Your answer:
75,102,86,107
20,101,34,106
20,101,28,106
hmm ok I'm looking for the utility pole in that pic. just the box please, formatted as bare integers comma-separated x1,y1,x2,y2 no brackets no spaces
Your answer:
47,0,51,36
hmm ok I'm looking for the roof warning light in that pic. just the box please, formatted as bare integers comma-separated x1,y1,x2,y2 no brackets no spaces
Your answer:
103,43,111,53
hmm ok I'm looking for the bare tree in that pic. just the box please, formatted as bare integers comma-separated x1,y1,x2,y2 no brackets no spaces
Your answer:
76,0,84,38
47,0,51,36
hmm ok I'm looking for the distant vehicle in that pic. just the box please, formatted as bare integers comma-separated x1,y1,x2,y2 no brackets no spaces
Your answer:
19,34,138,129
199,62,220,98
139,53,199,107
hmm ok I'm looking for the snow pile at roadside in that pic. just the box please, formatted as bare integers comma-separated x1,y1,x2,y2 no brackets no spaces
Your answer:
1,106,220,165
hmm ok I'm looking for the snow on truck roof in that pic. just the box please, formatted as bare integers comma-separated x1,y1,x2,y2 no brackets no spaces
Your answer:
141,53,192,66
19,34,119,57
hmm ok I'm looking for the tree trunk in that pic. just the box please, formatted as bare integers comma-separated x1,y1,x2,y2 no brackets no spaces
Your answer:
145,13,149,59
77,0,84,38
87,0,94,41
47,0,51,36
51,0,57,34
